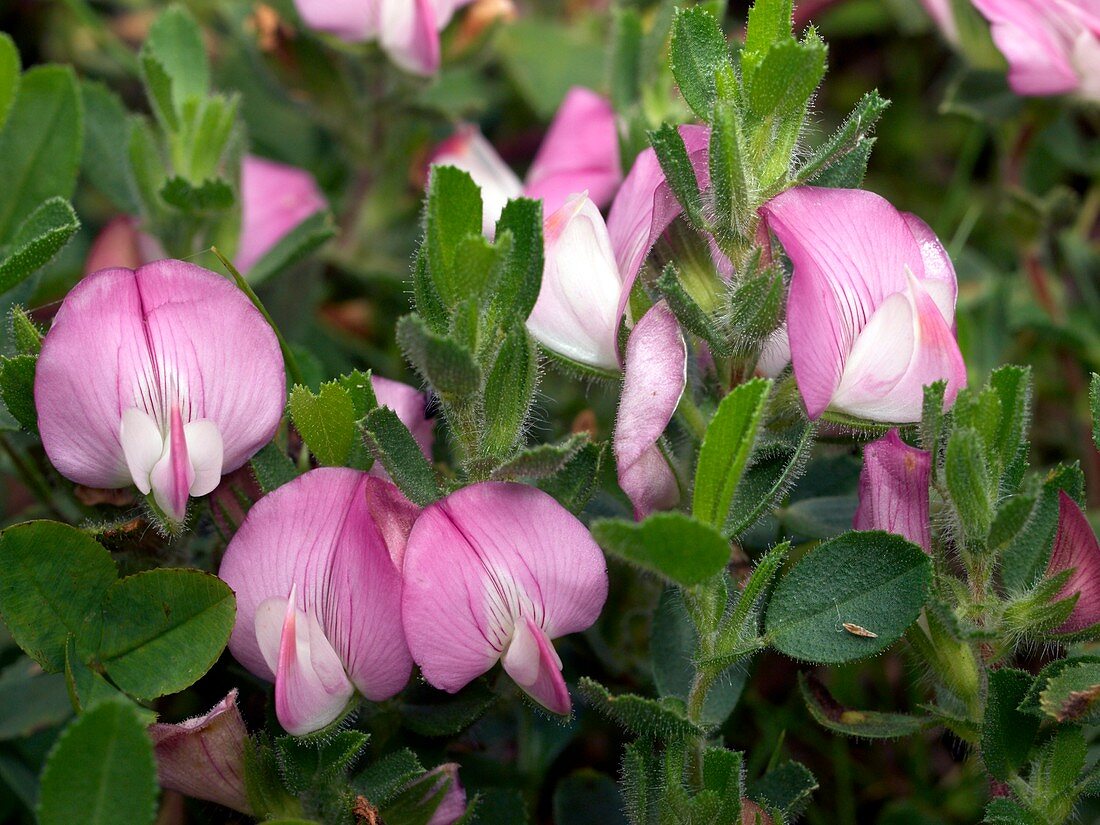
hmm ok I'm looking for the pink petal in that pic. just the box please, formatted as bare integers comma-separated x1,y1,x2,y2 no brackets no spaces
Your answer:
854,430,932,552
606,125,710,328
364,475,421,569
756,326,791,378
901,212,958,325
401,482,607,711
148,403,193,522
523,87,622,216
527,194,625,371
1046,491,1100,634
614,301,687,519
379,0,442,75
920,0,959,43
237,156,326,275
274,589,355,735
84,217,163,275
293,0,377,42
431,0,475,29
830,273,967,423
972,0,1084,96
760,187,936,419
36,262,285,492
422,763,467,825
430,127,524,234
371,375,434,465
148,689,252,814
219,468,412,714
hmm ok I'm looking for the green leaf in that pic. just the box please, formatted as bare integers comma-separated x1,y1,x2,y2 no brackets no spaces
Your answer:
1038,661,1100,723
744,35,827,120
693,378,771,528
492,198,543,322
648,124,704,228
140,5,209,126
37,698,157,825
796,90,889,184
750,760,817,818
0,354,36,433
160,176,234,213
289,381,358,467
129,117,167,219
764,531,932,664
424,165,483,308
798,672,930,739
808,137,874,188
536,441,603,514
490,434,588,481
946,427,994,544
655,263,730,356
669,6,731,121
400,679,496,737
984,799,1044,825
577,677,704,741
987,365,1031,488
1018,655,1100,718
80,81,139,213
96,569,235,700
250,442,299,494
483,326,537,456
727,423,816,536
651,588,748,727
0,197,80,294
981,668,1039,781
0,658,72,740
1001,463,1085,592
66,636,121,713
709,69,752,237
363,406,440,507
0,522,117,671
0,33,19,134
592,513,731,587
701,748,744,823
744,0,794,56
353,749,425,809
609,8,643,112
275,730,369,794
0,65,82,244
497,20,604,119
11,305,42,354
245,210,334,285
396,314,481,401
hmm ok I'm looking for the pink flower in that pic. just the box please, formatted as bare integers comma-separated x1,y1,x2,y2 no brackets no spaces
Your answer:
613,302,687,519
972,0,1100,100
236,156,326,274
920,0,960,44
219,469,414,734
759,187,966,423
1045,491,1100,634
35,261,285,522
401,482,608,715
293,0,474,75
853,430,932,552
148,689,252,815
528,194,626,371
431,87,621,230
83,217,164,275
420,763,467,825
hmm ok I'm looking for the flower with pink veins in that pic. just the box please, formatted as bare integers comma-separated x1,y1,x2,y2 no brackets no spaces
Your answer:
431,86,621,232
854,430,933,552
148,689,252,815
759,186,966,424
1044,491,1100,635
236,155,327,274
401,482,608,715
293,0,474,75
972,0,1100,100
34,260,285,522
219,469,414,735
613,301,687,519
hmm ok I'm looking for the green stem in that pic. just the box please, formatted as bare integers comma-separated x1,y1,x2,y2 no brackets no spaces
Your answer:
676,394,709,441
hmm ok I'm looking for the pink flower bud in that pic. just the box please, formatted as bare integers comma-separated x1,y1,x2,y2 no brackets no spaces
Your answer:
854,430,933,552
1045,491,1100,634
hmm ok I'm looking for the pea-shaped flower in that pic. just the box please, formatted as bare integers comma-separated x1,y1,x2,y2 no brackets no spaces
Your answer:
219,469,414,735
401,483,608,715
35,260,286,521
1044,491,1100,635
854,430,933,552
759,187,967,423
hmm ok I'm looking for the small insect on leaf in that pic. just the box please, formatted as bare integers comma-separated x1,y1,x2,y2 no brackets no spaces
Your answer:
842,623,878,638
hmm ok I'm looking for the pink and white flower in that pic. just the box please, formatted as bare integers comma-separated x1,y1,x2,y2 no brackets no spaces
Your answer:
854,430,933,552
759,187,966,423
148,689,252,814
35,260,285,522
236,156,327,274
401,482,608,715
294,0,475,75
219,469,414,734
1045,491,1100,635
